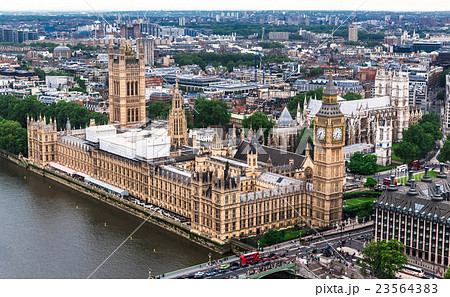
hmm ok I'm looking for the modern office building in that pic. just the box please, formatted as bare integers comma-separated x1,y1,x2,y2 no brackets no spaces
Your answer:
374,167,450,269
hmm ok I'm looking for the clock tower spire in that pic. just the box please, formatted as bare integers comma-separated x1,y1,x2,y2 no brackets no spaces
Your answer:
312,75,345,228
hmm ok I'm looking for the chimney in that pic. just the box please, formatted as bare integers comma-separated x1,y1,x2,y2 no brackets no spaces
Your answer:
388,175,398,191
422,166,432,183
405,170,414,186
438,163,446,179
432,184,444,202
407,180,418,196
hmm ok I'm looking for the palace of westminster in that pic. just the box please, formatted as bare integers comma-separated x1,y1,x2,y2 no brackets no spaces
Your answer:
26,40,419,244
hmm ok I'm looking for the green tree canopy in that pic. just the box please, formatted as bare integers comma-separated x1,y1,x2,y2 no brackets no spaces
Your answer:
193,98,230,128
394,141,421,163
147,101,171,120
258,42,284,49
0,95,108,130
309,68,324,77
242,112,275,141
342,91,362,101
445,266,450,279
438,141,450,163
263,229,284,245
357,239,408,279
0,117,27,155
347,152,378,175
436,91,445,101
364,176,378,188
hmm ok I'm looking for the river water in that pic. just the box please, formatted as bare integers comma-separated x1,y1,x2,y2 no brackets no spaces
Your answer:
0,157,221,278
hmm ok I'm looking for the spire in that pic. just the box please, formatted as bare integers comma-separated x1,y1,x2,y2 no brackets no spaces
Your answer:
66,117,71,135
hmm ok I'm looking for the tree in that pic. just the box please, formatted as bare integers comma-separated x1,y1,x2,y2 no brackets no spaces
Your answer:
0,117,28,155
69,87,87,93
309,68,324,77
440,69,450,88
342,91,362,101
193,97,230,128
364,176,378,188
75,77,86,90
436,91,445,101
147,101,171,120
444,266,450,279
263,229,284,245
394,141,421,163
242,112,275,142
357,239,408,279
347,152,378,175
403,125,435,158
287,93,306,116
438,141,450,163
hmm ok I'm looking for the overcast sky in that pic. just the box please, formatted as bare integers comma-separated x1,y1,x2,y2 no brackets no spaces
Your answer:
1,0,450,12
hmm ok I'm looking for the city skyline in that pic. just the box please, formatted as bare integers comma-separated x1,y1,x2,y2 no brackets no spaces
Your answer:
1,0,450,12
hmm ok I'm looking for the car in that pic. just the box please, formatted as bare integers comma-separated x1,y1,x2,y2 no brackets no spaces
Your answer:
262,257,270,262
230,265,239,270
356,235,365,240
220,264,229,270
271,255,279,260
240,263,249,268
280,253,286,257
309,248,317,254
194,272,204,279
186,273,195,279
205,270,216,277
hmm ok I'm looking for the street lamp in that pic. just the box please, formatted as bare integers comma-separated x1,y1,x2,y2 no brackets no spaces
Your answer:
148,268,152,279
208,252,212,265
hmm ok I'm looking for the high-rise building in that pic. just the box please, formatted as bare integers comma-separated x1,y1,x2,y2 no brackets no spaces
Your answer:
108,40,146,129
179,17,186,26
444,74,450,134
348,25,358,42
168,79,188,150
137,38,155,66
312,76,345,227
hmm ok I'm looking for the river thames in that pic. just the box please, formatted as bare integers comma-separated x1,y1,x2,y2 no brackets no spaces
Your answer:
0,157,221,278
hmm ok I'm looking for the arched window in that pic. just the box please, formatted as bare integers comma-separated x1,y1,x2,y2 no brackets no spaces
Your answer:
135,81,138,95
135,108,139,121
127,82,130,96
130,81,134,96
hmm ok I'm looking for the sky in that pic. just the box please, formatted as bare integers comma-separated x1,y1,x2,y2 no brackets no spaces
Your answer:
1,0,449,13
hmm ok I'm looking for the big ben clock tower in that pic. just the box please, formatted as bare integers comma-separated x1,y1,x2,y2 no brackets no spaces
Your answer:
312,75,345,228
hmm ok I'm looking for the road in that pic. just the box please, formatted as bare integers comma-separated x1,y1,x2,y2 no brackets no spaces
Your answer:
161,226,374,279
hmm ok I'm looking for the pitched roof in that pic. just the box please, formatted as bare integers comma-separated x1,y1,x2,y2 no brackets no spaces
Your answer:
276,107,296,127
234,140,305,169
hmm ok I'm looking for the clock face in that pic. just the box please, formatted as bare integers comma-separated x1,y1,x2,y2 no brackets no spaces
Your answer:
316,127,325,140
333,127,342,141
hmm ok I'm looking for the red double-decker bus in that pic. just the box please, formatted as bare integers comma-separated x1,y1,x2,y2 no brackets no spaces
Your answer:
240,252,260,264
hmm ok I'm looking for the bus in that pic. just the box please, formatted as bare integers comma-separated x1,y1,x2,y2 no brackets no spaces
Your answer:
383,178,397,186
240,252,260,264
403,264,425,278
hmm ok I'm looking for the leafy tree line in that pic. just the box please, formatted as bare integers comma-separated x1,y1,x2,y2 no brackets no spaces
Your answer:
33,68,73,81
394,113,442,163
347,152,378,175
358,239,408,279
0,95,108,131
342,91,362,101
258,42,284,49
287,88,323,116
0,116,27,156
148,97,229,129
173,52,291,72
242,112,274,142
